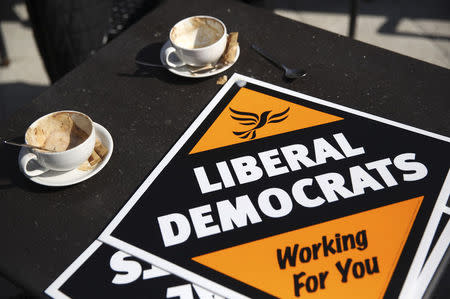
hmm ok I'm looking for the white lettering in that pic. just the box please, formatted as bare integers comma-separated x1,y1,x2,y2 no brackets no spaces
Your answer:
292,178,326,208
315,172,354,202
230,156,264,184
258,188,293,218
193,166,222,194
366,158,398,187
110,251,142,285
217,196,262,232
394,153,428,181
258,149,289,177
334,133,365,157
349,165,384,196
280,144,316,171
314,138,345,165
189,205,221,239
217,161,235,188
158,213,191,247
166,284,193,299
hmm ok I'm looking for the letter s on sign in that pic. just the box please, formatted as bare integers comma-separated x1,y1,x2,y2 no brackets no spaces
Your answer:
394,153,428,182
110,251,142,285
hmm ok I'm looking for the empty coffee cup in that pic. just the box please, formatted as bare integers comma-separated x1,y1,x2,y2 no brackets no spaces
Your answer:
19,111,96,176
164,16,227,68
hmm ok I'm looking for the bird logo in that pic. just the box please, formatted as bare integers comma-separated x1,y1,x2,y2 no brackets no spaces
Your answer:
230,107,290,140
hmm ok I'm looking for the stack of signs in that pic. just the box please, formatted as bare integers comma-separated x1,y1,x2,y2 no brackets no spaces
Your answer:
46,74,449,299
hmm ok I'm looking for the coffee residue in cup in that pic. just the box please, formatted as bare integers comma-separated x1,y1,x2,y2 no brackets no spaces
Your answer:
26,112,89,152
171,17,224,49
190,31,239,75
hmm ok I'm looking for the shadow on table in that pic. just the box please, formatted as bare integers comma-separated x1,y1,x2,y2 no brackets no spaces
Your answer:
0,139,65,193
117,42,211,84
378,15,450,41
0,82,48,122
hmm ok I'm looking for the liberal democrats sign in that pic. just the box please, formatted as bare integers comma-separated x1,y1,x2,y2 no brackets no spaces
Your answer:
97,74,449,298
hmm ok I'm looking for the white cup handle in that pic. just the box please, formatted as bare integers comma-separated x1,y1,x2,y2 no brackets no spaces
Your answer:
20,151,49,177
164,46,186,68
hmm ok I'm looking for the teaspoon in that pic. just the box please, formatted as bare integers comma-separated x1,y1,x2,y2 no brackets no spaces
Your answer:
135,60,216,74
2,140,57,152
251,44,307,80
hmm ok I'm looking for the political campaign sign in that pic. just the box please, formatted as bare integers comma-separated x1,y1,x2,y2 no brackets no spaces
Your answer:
45,241,223,298
96,74,449,298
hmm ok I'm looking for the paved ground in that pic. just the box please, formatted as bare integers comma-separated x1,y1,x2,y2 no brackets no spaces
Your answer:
0,0,49,123
0,0,449,296
258,0,450,68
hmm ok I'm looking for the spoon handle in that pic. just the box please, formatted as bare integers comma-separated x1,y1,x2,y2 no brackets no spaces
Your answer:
135,60,169,69
251,44,285,70
3,140,56,152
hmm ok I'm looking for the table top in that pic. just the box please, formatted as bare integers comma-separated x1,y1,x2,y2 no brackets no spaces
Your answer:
0,0,449,297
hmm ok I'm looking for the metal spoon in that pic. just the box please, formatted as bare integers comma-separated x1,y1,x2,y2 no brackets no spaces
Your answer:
135,60,169,69
135,60,216,74
2,140,57,152
251,44,307,79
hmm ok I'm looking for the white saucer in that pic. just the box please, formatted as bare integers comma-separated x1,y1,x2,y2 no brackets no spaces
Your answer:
159,40,240,78
18,122,113,187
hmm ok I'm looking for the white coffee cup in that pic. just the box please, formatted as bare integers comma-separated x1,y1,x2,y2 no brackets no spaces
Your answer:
19,111,96,176
164,15,227,68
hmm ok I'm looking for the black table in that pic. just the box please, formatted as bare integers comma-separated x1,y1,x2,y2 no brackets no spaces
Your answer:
1,0,449,297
